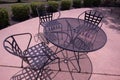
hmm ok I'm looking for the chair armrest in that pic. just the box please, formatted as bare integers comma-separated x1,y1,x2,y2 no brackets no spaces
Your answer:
12,33,32,49
3,33,32,54
56,10,61,19
78,11,85,19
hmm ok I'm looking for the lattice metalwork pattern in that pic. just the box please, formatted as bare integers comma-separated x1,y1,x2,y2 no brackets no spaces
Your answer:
84,10,103,26
23,42,58,70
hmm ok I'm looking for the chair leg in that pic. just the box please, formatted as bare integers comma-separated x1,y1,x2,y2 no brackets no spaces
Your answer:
57,58,61,71
21,59,24,68
55,47,59,53
74,52,81,73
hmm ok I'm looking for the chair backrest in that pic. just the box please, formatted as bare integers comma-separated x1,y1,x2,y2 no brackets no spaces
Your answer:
3,33,32,57
78,28,99,49
37,5,53,25
78,10,104,26
35,4,61,43
37,5,61,25
45,21,63,32
73,37,89,50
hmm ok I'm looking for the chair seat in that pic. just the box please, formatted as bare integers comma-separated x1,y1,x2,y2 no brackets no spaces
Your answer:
23,42,57,70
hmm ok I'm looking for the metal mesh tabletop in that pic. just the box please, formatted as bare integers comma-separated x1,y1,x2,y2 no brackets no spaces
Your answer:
44,18,107,53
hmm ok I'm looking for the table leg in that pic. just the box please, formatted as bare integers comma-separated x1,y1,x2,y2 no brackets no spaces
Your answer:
61,50,75,80
74,52,81,73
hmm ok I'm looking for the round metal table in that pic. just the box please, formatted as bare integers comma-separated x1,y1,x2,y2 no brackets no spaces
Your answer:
44,18,107,52
44,18,107,80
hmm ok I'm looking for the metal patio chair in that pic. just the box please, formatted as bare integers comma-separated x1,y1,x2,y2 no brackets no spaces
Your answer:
37,5,61,29
3,33,61,79
76,10,104,49
78,10,104,27
34,4,61,43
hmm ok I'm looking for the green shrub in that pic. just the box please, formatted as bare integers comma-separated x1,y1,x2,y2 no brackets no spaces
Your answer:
101,0,114,7
37,4,46,13
48,0,61,1
60,0,72,10
92,0,101,7
0,8,9,29
47,1,59,12
30,2,44,16
83,0,93,7
114,0,120,7
72,0,81,8
11,4,30,21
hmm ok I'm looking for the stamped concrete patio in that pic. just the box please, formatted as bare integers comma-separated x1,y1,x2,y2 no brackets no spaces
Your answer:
0,8,120,80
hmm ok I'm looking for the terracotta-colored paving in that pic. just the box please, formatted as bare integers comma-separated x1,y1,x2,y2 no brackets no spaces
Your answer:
0,8,120,80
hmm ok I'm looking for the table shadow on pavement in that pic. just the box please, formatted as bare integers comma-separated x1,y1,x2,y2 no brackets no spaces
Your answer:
48,46,93,80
